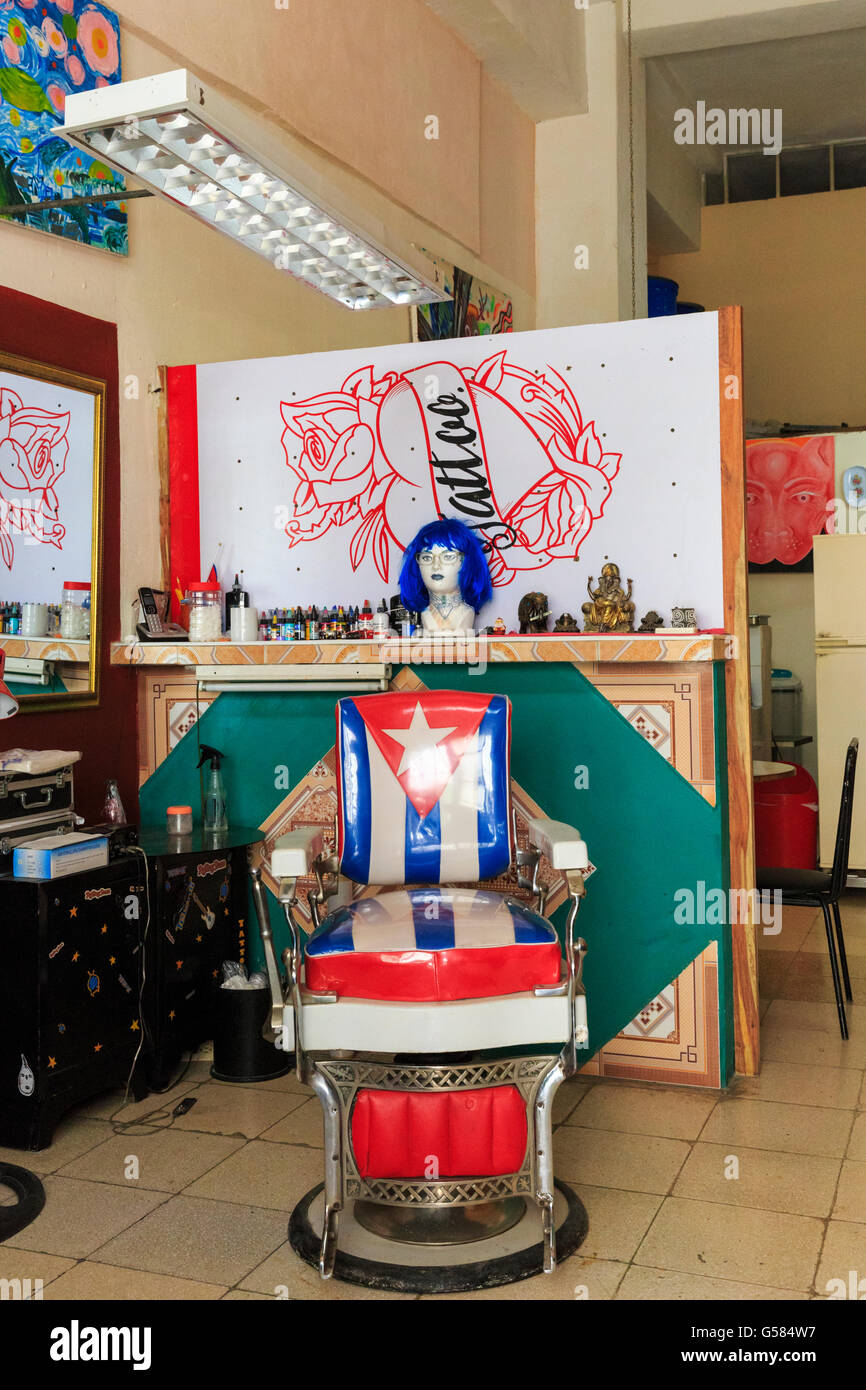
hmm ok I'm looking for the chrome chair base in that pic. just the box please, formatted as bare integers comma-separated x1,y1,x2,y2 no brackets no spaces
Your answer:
289,1180,588,1295
352,1195,528,1246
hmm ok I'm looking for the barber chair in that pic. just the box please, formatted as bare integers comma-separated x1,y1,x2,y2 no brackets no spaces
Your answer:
252,690,591,1293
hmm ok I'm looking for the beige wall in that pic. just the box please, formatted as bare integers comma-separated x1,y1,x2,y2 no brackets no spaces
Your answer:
115,0,484,256
655,191,866,423
656,189,866,779
1,12,535,631
536,0,647,329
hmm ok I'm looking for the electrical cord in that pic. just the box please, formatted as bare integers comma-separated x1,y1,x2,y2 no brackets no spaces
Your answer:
122,844,151,1091
105,845,202,1137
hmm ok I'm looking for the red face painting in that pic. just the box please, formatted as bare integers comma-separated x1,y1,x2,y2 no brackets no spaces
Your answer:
746,436,835,566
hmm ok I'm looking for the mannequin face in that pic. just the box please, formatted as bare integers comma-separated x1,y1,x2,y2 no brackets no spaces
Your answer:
417,546,464,598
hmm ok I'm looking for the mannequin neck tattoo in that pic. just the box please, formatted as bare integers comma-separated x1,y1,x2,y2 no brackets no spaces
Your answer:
432,593,461,616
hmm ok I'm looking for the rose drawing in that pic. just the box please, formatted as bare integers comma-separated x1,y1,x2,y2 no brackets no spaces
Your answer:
280,351,621,586
0,386,68,570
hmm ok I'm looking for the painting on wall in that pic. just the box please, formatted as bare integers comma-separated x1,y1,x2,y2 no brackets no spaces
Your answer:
413,255,513,341
0,0,126,253
746,435,835,573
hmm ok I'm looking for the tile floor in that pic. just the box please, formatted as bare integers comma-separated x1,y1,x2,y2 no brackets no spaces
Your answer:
1,896,865,1300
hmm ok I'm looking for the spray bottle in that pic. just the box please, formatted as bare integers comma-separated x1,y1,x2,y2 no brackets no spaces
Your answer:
197,744,228,832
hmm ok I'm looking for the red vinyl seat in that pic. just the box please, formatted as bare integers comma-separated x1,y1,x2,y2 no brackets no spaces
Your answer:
304,886,562,1001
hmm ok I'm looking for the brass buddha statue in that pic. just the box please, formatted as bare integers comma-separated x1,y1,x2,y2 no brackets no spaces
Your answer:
581,563,635,633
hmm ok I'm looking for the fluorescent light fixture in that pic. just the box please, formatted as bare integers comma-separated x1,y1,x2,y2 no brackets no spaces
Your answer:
59,70,451,312
5,657,54,686
195,663,390,693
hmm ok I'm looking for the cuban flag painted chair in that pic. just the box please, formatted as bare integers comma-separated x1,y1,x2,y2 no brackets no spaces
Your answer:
252,689,590,1293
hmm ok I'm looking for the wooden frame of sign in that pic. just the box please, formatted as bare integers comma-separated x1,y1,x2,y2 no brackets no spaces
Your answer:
718,305,759,1077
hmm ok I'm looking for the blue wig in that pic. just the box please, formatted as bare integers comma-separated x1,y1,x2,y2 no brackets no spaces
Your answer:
399,518,493,613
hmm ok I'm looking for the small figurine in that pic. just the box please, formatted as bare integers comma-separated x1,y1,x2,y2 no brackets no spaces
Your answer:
638,610,664,633
518,592,550,634
399,518,492,636
581,562,635,633
671,606,698,630
492,616,507,634
554,613,579,632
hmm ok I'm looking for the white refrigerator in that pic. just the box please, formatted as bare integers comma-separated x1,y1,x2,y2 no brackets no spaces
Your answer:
814,534,866,869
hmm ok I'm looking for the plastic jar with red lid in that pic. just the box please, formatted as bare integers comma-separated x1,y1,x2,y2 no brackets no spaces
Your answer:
60,581,91,640
186,582,222,642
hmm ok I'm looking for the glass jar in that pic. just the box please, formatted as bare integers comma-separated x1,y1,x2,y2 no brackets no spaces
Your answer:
166,805,193,836
60,581,91,640
187,582,222,642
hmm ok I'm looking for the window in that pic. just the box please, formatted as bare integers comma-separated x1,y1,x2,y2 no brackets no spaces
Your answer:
834,141,866,190
780,145,830,197
727,151,776,203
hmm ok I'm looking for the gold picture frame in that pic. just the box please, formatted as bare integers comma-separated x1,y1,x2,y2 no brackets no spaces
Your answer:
0,350,105,712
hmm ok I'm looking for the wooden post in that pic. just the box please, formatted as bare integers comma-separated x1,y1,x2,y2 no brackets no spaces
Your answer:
718,306,760,1076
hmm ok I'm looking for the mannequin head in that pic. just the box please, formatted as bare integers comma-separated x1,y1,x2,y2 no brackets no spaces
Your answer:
399,518,493,615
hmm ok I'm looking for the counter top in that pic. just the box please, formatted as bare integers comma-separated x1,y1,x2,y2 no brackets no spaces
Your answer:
111,632,731,667
1,635,90,660
135,825,264,857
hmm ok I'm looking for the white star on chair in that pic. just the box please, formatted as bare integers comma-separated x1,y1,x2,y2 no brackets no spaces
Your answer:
384,703,457,777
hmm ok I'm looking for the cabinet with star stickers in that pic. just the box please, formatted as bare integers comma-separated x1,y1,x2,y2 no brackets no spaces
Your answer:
139,836,250,1090
0,857,148,1150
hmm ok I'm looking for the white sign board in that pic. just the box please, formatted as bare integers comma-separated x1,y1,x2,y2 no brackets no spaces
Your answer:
193,313,724,629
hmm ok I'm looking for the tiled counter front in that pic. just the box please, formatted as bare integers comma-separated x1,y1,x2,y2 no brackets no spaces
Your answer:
118,636,729,1089
112,633,728,669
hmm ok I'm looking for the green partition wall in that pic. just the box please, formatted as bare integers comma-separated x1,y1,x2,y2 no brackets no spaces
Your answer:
138,661,734,1084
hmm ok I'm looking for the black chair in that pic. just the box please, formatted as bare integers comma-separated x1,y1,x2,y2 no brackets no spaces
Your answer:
757,738,858,1040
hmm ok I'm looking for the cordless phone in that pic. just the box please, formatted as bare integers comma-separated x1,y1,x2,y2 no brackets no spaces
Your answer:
136,587,188,642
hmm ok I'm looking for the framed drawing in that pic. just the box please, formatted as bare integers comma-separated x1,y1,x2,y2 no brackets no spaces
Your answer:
746,435,835,573
0,351,104,709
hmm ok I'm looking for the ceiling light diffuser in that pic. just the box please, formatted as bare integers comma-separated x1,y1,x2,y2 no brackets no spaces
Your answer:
59,70,450,312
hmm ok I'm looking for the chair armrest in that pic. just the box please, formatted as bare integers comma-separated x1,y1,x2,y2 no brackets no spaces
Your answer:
271,828,325,877
527,817,589,871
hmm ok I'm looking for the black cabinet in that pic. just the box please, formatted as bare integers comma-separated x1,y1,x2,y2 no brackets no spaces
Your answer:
0,857,147,1150
0,829,260,1148
139,837,250,1090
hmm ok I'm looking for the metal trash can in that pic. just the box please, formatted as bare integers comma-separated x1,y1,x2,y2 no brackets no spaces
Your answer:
772,671,803,743
211,986,291,1084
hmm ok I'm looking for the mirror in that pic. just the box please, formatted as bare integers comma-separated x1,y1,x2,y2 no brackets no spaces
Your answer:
0,351,104,711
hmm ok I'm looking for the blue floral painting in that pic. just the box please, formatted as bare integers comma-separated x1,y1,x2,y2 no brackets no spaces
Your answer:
0,0,126,253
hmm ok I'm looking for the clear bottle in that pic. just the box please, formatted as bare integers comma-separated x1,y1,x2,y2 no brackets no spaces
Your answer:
197,745,228,832
102,778,126,825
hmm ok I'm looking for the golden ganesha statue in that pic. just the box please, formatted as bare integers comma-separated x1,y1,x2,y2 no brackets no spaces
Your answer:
581,563,635,633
